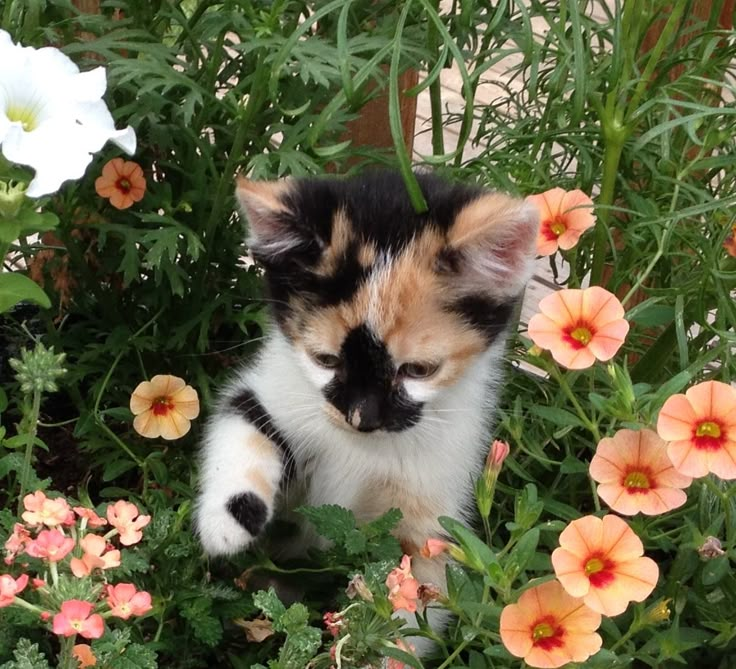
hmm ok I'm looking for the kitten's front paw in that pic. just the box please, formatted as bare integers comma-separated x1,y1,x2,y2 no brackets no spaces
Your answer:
195,491,270,556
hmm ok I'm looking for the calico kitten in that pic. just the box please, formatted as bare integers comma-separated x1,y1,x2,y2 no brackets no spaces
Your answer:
195,170,538,640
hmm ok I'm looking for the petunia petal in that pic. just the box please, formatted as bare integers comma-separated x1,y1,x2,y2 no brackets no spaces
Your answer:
133,410,161,439
667,439,710,478
657,394,698,441
157,410,191,440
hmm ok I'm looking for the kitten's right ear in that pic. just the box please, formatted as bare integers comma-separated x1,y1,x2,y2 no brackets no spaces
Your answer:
235,176,302,260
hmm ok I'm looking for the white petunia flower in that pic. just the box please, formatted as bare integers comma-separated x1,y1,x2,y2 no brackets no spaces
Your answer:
0,30,136,198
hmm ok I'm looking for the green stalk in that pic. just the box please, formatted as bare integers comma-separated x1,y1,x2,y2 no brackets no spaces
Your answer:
58,636,77,669
427,0,445,156
17,388,42,515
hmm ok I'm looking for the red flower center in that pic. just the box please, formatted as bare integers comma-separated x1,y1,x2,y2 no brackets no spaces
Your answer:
116,177,132,194
531,616,565,650
693,420,723,451
584,555,616,588
542,216,568,241
152,396,173,416
623,469,651,494
563,323,594,349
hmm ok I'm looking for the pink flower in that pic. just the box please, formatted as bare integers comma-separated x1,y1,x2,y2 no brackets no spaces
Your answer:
4,523,31,564
527,188,596,257
421,538,450,558
486,439,510,472
385,555,420,613
70,535,121,578
106,501,151,546
73,507,107,529
22,491,74,528
323,611,343,637
53,600,105,639
527,287,629,370
0,573,29,607
25,530,75,562
105,583,152,619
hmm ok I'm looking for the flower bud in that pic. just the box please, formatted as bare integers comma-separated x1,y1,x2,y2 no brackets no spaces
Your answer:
486,440,510,473
0,180,27,218
9,342,67,394
345,573,374,602
643,598,671,625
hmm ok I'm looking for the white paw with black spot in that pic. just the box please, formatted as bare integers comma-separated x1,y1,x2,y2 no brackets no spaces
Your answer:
195,491,268,556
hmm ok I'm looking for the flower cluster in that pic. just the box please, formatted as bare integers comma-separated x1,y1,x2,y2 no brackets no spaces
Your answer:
1,491,152,666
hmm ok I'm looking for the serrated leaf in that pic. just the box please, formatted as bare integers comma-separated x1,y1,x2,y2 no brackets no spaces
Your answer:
296,504,356,543
253,588,287,629
0,638,51,669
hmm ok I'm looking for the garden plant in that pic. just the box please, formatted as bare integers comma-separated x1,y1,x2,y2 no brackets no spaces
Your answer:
1,0,735,667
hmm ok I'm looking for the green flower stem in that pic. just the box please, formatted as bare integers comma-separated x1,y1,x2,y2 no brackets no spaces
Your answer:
260,559,349,576
58,636,77,669
17,387,42,515
50,560,59,588
436,584,490,669
609,616,645,653
12,596,44,615
427,0,445,156
703,477,734,549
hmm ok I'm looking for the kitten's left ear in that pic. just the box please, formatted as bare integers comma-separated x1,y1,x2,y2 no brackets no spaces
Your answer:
445,192,539,298
235,176,303,261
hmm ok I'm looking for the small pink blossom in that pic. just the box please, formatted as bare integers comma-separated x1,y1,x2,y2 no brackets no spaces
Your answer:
106,501,151,546
385,555,420,613
52,600,105,639
323,611,343,637
25,530,75,562
0,573,29,607
73,507,107,528
105,583,152,619
4,524,31,564
70,535,121,578
486,439,510,472
22,491,74,528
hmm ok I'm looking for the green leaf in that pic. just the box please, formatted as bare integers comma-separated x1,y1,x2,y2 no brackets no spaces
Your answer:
379,644,424,669
560,455,589,474
253,588,287,629
529,405,586,428
0,273,50,313
0,638,51,669
438,516,503,584
296,504,356,543
505,529,540,581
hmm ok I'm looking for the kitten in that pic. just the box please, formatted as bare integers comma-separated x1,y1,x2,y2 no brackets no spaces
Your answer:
195,170,538,644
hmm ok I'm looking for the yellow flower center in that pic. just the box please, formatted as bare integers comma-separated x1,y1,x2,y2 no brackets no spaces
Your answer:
550,219,567,237
570,327,592,345
71,619,83,631
532,622,555,641
696,421,721,438
624,471,650,490
584,557,605,575
6,104,39,132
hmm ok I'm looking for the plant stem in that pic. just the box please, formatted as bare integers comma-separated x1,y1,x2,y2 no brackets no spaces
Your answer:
58,636,77,669
17,388,42,515
427,0,445,156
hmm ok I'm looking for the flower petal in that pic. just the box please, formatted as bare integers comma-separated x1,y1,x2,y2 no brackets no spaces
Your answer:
657,394,698,441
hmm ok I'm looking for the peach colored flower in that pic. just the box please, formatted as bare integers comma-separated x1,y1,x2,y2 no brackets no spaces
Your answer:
53,600,104,639
0,573,29,607
95,158,146,210
551,515,659,616
724,223,736,258
105,583,152,619
25,529,75,562
386,639,416,669
385,555,420,613
590,429,692,515
73,507,107,529
527,188,596,256
130,374,200,440
527,286,629,369
4,523,31,564
106,501,151,546
500,580,602,669
657,380,736,480
421,538,450,559
73,644,97,667
70,535,121,578
22,491,74,528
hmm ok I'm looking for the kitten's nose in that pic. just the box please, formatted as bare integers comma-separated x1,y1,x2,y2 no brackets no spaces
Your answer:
348,397,382,432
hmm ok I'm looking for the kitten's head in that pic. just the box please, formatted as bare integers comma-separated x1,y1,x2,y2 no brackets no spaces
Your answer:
236,171,538,434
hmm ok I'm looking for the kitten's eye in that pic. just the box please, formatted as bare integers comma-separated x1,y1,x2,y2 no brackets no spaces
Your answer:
312,352,341,369
398,362,439,379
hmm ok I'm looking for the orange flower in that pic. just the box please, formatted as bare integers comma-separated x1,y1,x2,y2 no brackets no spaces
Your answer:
70,535,121,578
526,188,596,256
590,429,692,515
724,223,736,257
551,515,659,617
385,555,420,613
73,507,107,529
72,644,97,668
106,501,151,546
130,374,200,440
105,583,153,619
421,538,450,558
657,380,736,480
95,158,146,210
499,580,602,668
527,286,629,369
22,491,74,528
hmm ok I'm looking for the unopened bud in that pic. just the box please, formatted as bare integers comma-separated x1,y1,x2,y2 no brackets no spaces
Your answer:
643,598,671,625
0,180,27,218
9,342,67,394
485,440,510,473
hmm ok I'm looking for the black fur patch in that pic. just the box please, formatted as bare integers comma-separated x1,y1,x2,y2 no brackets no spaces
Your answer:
259,171,485,316
226,492,268,536
227,389,296,480
324,324,423,432
450,295,516,343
